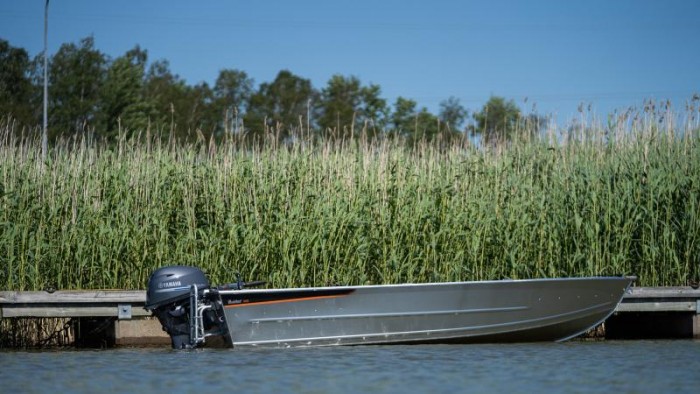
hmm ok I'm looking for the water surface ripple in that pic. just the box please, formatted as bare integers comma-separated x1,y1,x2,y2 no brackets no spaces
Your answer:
2,340,699,393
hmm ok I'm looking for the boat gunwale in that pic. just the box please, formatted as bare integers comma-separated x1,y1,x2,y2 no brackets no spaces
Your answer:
214,276,635,296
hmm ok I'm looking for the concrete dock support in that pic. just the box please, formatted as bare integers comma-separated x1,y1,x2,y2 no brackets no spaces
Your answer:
114,317,169,346
72,317,168,347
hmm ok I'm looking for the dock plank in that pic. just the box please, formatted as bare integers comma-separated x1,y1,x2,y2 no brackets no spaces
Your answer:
2,305,152,318
616,301,698,313
0,290,148,318
624,287,700,299
0,290,146,303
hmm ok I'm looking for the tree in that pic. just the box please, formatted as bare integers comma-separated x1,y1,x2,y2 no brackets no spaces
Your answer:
144,59,215,141
391,97,418,133
245,70,316,140
144,59,182,129
471,96,521,145
438,96,467,132
360,83,389,137
48,36,106,138
316,75,388,138
185,82,217,139
412,108,440,143
390,97,443,144
98,46,154,139
213,69,253,134
0,39,34,127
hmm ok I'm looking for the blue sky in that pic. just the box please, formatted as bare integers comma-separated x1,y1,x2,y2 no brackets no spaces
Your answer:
2,0,699,124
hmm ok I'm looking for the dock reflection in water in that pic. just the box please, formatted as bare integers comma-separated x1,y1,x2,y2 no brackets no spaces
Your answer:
2,340,699,393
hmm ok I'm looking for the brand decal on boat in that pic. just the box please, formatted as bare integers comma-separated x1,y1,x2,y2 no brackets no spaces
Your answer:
221,289,356,308
159,281,182,289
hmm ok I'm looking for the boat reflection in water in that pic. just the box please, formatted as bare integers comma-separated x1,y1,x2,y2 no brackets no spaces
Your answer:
145,266,634,349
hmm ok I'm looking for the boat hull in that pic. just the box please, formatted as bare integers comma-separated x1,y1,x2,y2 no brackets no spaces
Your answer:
217,277,633,348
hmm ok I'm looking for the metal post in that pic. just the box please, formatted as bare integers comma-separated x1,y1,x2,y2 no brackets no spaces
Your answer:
190,284,198,347
42,0,49,161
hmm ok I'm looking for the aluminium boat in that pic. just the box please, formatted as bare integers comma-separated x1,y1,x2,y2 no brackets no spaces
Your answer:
144,266,634,349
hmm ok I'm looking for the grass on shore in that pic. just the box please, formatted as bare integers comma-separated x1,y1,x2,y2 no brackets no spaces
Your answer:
1,105,699,290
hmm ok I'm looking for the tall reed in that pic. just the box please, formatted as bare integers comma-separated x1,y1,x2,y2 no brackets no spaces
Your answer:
1,105,698,290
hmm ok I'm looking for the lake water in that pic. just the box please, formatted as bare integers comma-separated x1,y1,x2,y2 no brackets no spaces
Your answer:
2,341,699,393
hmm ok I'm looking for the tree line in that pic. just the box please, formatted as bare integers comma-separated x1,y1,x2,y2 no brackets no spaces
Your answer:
1,37,543,145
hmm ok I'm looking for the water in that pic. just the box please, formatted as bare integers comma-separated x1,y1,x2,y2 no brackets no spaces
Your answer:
2,341,699,393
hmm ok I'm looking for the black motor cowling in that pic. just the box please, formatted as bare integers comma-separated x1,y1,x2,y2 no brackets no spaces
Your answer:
145,265,210,310
145,266,263,349
145,266,212,349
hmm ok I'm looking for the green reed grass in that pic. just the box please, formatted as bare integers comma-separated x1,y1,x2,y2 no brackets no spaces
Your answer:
1,107,699,290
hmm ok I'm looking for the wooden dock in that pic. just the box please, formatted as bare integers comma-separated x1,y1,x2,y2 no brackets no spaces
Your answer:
1,286,699,347
608,286,700,339
0,290,167,347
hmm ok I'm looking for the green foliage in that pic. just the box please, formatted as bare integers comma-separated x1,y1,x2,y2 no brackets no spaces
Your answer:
213,69,253,111
2,37,699,291
213,68,253,135
1,106,698,291
143,59,217,141
410,108,440,142
391,97,417,132
48,36,106,137
98,46,154,138
0,39,34,125
391,97,456,144
471,96,522,144
438,96,467,132
143,59,183,128
316,75,388,137
5,36,465,144
245,70,314,140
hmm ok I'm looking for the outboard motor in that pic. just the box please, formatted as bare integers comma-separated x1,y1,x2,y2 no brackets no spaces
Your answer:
145,266,222,349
